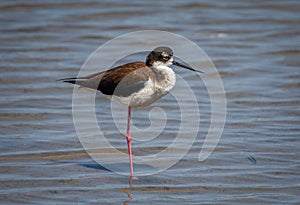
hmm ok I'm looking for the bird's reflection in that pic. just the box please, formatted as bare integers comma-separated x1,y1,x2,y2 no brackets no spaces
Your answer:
123,187,132,202
123,175,139,203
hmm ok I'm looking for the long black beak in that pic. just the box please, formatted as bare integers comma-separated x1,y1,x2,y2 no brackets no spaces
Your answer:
172,61,203,73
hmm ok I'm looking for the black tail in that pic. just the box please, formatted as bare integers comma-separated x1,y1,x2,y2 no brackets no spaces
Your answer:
58,77,86,86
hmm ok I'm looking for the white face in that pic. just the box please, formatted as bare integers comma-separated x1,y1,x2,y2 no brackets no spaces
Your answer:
161,52,173,66
153,56,173,68
167,57,173,66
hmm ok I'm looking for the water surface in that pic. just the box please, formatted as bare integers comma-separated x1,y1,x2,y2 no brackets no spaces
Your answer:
1,0,299,204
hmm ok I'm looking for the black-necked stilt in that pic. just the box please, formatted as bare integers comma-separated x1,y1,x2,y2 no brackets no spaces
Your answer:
60,46,202,177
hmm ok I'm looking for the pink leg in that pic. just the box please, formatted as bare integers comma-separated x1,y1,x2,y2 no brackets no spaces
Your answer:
126,106,134,177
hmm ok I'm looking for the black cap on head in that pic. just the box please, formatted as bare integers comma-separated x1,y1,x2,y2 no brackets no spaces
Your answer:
146,47,173,66
146,46,203,73
152,46,173,56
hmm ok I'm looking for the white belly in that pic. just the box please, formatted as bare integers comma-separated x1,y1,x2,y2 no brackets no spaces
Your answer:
110,66,176,108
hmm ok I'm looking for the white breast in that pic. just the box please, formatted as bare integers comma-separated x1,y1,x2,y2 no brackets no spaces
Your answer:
152,64,176,94
110,65,176,108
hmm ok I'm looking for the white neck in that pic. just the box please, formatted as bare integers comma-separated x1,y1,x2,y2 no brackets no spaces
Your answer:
151,61,176,94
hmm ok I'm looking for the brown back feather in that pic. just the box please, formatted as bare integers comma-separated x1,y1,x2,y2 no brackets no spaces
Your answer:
82,62,153,97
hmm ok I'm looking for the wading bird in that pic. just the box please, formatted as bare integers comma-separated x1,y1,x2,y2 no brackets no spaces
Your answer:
60,47,202,177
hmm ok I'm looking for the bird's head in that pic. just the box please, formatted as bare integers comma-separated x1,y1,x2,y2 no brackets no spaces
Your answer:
146,46,203,73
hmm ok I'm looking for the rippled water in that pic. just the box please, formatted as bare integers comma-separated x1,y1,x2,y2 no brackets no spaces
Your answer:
1,0,299,204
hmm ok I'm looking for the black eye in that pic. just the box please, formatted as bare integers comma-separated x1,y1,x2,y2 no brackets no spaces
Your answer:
162,56,170,61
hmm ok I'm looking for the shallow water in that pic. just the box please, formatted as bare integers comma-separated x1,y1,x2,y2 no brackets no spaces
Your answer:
1,0,299,204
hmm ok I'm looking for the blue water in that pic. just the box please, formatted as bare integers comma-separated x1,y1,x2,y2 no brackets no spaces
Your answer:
1,0,299,204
